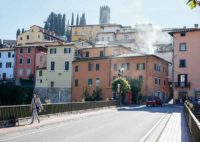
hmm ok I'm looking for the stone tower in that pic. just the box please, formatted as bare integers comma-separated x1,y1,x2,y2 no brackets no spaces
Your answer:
99,6,110,24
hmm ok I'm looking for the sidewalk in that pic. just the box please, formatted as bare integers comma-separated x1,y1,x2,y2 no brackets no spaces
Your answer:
157,105,191,142
0,107,116,137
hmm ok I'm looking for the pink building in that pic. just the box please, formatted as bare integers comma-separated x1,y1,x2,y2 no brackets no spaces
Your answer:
14,46,47,81
169,27,200,101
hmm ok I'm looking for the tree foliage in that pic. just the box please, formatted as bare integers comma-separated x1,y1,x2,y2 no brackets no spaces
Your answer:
71,13,74,26
16,29,21,38
112,77,131,95
44,12,66,36
83,87,103,101
187,0,200,9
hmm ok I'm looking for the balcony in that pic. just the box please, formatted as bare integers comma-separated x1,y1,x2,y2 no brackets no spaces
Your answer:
175,82,191,88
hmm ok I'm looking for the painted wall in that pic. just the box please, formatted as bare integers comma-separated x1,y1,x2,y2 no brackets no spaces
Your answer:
0,49,15,79
173,30,200,100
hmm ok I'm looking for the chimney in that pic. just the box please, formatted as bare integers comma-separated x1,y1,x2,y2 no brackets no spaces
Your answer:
194,24,198,28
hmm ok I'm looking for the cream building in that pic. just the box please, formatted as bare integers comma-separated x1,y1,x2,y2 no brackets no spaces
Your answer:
35,43,76,103
17,25,62,46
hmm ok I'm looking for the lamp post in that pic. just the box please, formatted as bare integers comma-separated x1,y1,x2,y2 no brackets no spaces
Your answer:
117,83,121,106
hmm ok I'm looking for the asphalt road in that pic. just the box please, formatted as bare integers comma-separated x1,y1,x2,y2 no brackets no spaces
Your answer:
0,105,183,142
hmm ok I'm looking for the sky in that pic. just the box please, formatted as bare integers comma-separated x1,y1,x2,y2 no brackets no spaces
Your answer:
1,0,200,40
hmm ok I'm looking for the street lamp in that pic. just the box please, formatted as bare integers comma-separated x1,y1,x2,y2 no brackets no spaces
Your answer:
117,83,121,106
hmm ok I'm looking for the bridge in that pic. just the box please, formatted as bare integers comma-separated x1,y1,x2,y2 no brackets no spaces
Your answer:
0,102,199,142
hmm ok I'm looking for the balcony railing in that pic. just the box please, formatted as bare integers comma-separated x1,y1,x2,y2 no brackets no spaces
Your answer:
175,82,191,88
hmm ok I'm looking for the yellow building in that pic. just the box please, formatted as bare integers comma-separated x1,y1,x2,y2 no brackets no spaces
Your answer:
35,43,77,103
17,25,61,46
71,25,102,42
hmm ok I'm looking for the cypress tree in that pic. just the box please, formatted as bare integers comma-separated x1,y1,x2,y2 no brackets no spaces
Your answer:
62,14,66,35
58,13,62,35
16,29,21,38
76,14,79,26
22,28,25,33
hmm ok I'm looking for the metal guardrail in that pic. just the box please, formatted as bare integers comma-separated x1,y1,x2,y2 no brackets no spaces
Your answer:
0,101,117,121
184,102,200,142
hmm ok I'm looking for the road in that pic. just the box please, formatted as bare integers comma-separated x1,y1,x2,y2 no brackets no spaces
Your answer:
0,105,188,142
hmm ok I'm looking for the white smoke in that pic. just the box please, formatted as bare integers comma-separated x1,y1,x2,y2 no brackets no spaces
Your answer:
134,23,172,54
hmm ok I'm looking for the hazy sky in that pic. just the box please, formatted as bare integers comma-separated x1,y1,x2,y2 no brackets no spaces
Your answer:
1,0,200,39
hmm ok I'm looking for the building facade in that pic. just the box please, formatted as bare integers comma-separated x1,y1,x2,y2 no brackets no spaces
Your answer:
14,46,47,81
72,49,169,102
169,28,200,101
0,48,15,80
35,43,76,103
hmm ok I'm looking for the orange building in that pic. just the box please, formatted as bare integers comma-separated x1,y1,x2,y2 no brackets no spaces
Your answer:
72,51,170,102
169,27,200,101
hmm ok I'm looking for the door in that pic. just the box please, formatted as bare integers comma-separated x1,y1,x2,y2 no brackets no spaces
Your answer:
2,73,6,80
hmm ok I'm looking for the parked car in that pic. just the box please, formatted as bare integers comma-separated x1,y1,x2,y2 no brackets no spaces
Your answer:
146,96,163,107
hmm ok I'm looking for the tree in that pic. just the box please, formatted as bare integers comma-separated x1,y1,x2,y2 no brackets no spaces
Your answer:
127,78,142,104
187,0,200,9
22,28,25,33
112,77,131,104
0,39,2,45
76,14,79,26
80,13,86,26
16,29,21,38
62,14,66,35
71,13,74,26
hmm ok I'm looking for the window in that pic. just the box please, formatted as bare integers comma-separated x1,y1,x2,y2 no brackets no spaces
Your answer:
26,68,31,76
96,78,100,87
85,52,89,57
0,63,2,68
155,78,158,84
178,74,188,83
65,61,69,71
0,53,1,58
20,49,23,54
8,52,11,58
154,64,161,72
40,80,42,83
38,35,40,38
88,79,93,86
96,64,100,71
75,65,79,72
27,48,31,53
138,75,143,82
164,80,166,86
64,48,71,54
179,43,187,51
100,51,104,57
27,35,29,40
50,48,56,54
137,63,145,70
75,79,78,87
20,37,22,40
158,79,161,84
27,58,31,64
51,61,55,71
88,63,93,71
122,63,129,70
179,59,186,68
39,70,42,76
19,58,23,64
12,54,14,58
6,62,12,68
50,81,54,87
18,69,23,76
113,64,117,71
180,32,186,37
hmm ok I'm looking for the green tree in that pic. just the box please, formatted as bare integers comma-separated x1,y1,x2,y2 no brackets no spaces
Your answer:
16,29,21,38
71,13,74,26
62,14,66,35
112,77,131,104
22,28,25,33
0,39,2,45
76,14,79,26
127,78,142,104
187,0,200,9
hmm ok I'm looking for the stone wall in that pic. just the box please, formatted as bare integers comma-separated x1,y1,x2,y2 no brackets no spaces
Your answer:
35,87,71,103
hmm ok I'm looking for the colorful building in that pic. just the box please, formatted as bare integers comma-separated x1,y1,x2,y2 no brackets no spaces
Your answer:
72,47,170,102
35,43,76,103
169,27,200,101
0,48,15,80
14,45,47,81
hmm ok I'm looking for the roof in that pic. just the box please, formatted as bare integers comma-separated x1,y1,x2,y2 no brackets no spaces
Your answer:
70,24,122,28
114,53,171,64
163,28,200,36
0,48,14,51
3,40,16,45
96,32,116,35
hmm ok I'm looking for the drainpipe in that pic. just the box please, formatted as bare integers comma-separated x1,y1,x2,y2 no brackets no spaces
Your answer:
172,35,175,103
